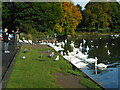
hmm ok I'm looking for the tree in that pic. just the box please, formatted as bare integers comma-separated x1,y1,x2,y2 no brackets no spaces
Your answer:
82,2,112,31
109,2,120,31
2,2,62,35
54,2,82,35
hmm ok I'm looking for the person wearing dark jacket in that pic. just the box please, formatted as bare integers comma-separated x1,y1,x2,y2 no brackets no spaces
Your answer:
3,28,10,53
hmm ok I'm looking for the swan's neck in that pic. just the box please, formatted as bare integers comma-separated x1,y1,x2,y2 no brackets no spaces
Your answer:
95,60,97,66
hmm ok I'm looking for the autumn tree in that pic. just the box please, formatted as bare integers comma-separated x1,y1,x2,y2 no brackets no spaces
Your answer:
54,2,82,35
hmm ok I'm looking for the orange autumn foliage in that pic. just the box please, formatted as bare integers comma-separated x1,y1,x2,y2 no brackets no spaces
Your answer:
54,2,82,35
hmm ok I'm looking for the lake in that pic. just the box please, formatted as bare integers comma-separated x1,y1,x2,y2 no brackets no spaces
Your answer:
57,34,120,89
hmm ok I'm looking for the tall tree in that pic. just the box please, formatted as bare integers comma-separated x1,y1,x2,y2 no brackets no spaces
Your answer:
54,2,82,35
109,2,120,31
82,2,111,31
2,2,62,35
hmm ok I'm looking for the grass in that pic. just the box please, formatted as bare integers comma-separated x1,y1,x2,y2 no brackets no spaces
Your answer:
80,78,102,90
7,45,102,89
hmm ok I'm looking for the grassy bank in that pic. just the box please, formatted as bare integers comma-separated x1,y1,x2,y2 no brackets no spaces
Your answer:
7,45,102,89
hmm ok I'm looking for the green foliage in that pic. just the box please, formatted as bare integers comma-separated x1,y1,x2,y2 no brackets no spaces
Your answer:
2,2,62,34
78,1,120,32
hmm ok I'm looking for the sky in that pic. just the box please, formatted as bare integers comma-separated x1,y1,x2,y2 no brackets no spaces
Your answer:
72,0,120,9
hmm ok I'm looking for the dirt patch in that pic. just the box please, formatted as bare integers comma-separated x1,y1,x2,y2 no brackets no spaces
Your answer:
54,72,88,88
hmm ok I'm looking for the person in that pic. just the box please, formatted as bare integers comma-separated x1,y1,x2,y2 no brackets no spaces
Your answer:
16,28,20,42
3,28,11,53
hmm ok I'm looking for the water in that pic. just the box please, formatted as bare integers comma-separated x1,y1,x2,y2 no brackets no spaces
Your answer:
57,34,120,89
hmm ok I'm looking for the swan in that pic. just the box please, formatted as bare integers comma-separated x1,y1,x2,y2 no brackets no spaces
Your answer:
61,41,65,47
60,51,63,56
67,50,76,56
21,56,26,59
91,40,93,43
70,41,75,48
19,39,23,43
70,57,82,64
86,45,89,52
76,52,88,60
55,55,59,61
65,39,67,43
85,57,98,64
95,59,108,69
83,39,86,44
23,40,29,44
28,40,32,44
105,44,107,48
48,52,54,58
107,50,111,55
74,62,88,68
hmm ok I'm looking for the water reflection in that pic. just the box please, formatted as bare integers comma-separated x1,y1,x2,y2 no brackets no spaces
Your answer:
57,35,120,88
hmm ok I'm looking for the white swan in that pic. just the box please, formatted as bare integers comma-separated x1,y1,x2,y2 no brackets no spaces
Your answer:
83,39,86,44
95,59,108,69
76,52,88,59
86,45,89,52
55,55,59,61
107,50,111,55
28,40,32,44
19,39,23,43
70,57,82,64
23,40,29,44
70,41,75,48
85,57,98,64
74,62,88,68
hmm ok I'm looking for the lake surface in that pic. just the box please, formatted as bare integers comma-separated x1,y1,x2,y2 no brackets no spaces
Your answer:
57,34,120,89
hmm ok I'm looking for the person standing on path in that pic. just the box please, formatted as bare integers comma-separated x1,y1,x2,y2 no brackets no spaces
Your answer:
3,28,11,53
16,28,20,43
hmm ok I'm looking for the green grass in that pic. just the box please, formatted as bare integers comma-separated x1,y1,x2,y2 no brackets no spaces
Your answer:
7,45,72,88
80,78,102,89
7,45,102,89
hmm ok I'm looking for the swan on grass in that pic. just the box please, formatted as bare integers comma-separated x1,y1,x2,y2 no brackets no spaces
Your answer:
55,55,59,61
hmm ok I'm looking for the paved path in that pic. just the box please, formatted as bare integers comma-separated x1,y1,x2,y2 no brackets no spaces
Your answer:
2,40,18,76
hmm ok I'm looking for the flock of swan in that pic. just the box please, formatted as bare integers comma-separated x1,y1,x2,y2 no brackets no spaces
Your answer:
19,34,119,71
46,39,109,70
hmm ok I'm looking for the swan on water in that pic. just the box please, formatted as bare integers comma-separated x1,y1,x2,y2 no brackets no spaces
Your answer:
95,59,108,70
85,57,98,64
107,50,111,55
83,39,86,44
74,62,88,68
86,45,89,52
